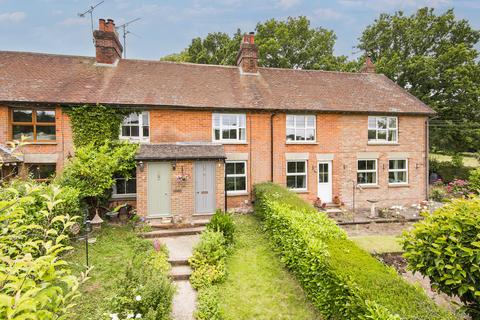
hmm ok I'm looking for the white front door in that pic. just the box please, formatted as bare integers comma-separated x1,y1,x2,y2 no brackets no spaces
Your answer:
317,161,332,203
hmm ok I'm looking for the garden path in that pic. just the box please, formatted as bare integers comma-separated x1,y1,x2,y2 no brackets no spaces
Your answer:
156,235,200,320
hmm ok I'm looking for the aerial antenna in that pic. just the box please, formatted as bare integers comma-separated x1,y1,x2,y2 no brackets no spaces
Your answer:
78,0,105,43
116,18,141,58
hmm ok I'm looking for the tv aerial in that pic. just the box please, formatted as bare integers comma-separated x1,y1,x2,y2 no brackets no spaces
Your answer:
78,0,105,43
116,18,141,58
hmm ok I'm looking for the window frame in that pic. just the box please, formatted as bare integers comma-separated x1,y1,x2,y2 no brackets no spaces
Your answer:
286,114,317,143
27,163,56,182
112,172,137,198
225,160,248,195
388,158,409,185
119,111,150,143
286,160,308,191
367,116,398,144
212,113,247,144
11,108,56,142
357,159,378,186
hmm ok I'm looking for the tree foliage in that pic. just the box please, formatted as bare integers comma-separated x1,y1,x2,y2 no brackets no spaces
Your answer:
357,8,480,153
402,198,480,317
161,16,358,71
56,141,138,210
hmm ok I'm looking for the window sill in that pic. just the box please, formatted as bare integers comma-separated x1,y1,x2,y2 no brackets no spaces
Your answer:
227,191,249,196
119,137,150,144
286,142,318,145
290,189,309,194
388,184,409,188
214,141,248,145
367,142,399,146
23,141,58,145
111,194,137,200
358,185,380,189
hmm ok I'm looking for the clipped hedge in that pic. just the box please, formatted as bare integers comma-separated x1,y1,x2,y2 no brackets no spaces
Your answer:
254,183,454,320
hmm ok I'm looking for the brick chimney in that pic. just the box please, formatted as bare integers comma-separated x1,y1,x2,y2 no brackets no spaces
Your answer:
236,32,258,74
93,19,123,65
360,55,376,73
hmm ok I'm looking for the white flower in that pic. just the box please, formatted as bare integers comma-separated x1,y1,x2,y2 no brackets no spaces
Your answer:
110,314,119,320
135,295,142,301
127,314,134,319
136,314,142,318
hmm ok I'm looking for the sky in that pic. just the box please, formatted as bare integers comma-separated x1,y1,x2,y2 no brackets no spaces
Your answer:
0,0,479,61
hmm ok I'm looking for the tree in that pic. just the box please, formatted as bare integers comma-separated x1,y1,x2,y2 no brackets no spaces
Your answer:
161,16,357,71
357,8,480,153
56,141,138,216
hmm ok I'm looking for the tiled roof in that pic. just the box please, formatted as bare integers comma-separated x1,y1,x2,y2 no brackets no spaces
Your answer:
0,144,23,163
0,51,434,114
136,143,226,161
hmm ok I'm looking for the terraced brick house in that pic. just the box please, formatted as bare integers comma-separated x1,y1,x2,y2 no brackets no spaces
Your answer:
0,19,434,222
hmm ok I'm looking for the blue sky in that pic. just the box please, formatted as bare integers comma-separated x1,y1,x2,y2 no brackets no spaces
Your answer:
0,0,479,60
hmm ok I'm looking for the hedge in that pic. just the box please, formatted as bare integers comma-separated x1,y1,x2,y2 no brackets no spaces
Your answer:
254,183,454,320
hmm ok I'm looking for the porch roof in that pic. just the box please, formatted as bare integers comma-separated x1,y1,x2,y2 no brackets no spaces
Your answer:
136,143,226,161
0,144,23,164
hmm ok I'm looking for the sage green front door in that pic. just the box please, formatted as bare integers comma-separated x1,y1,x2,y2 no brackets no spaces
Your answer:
147,162,171,217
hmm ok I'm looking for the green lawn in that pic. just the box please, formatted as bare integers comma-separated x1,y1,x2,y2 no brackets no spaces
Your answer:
65,225,141,320
351,235,403,253
217,215,321,320
430,153,479,168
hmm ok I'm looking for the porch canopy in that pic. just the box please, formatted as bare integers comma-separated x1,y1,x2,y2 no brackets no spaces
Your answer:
135,143,226,161
0,144,23,164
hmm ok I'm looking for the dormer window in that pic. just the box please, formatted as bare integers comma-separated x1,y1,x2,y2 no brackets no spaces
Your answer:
212,113,246,143
368,116,398,143
120,111,149,143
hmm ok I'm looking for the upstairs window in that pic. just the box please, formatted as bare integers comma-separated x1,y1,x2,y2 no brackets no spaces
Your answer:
212,113,246,143
120,111,149,142
389,159,408,184
357,159,377,185
12,109,56,142
368,116,397,143
286,160,307,191
286,115,316,142
226,161,247,194
113,170,137,197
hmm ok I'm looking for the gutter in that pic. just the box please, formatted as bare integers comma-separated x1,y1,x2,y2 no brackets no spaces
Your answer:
425,118,429,201
270,112,276,182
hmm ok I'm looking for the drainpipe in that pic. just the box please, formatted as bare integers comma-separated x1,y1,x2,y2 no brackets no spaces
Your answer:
270,113,276,182
425,118,429,201
224,158,227,212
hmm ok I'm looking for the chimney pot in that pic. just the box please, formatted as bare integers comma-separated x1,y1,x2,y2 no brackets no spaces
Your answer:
361,55,376,73
93,18,123,64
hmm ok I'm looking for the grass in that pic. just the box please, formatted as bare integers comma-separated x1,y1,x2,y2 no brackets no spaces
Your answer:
65,225,141,320
430,153,479,168
217,214,321,320
350,235,403,253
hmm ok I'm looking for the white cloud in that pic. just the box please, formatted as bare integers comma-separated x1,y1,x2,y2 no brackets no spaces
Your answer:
313,8,344,20
0,11,26,23
338,0,450,10
276,0,301,9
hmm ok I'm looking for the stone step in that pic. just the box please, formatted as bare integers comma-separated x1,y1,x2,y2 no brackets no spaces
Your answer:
169,259,189,266
141,226,206,238
192,213,215,220
326,208,343,214
170,265,193,281
325,203,341,208
150,220,209,230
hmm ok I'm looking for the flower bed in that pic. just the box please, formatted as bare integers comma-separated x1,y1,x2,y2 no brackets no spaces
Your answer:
254,182,455,320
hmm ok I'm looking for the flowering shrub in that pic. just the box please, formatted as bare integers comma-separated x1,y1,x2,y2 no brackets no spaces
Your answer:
445,179,470,197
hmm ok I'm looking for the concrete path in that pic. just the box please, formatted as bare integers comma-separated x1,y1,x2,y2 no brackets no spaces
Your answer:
156,235,200,320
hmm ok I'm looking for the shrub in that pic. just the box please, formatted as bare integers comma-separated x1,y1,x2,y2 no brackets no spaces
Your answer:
190,261,227,290
207,210,236,245
195,287,224,320
403,198,480,317
0,181,87,318
469,168,480,194
254,182,454,320
430,157,473,183
430,187,447,202
110,237,175,320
